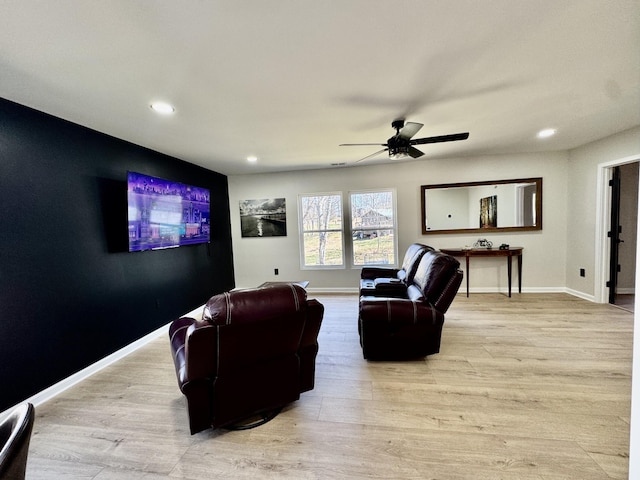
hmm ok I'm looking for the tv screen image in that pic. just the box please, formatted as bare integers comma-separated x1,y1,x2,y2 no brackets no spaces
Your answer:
127,171,210,252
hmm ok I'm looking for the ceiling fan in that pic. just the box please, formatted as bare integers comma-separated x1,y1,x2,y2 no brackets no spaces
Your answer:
340,120,469,163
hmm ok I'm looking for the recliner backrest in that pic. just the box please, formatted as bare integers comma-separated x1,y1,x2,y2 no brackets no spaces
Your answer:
412,250,462,313
203,283,307,326
201,284,308,370
398,243,433,284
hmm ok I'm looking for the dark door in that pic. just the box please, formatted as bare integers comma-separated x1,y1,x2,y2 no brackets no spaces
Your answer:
608,166,622,304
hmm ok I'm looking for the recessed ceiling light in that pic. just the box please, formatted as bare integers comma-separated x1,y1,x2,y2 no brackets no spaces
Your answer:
150,101,175,114
537,128,556,138
247,156,258,163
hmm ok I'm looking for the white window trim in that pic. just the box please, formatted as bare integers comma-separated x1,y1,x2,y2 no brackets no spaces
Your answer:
347,188,399,269
297,191,345,270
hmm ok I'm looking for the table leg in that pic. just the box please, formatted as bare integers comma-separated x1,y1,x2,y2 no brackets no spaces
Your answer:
518,253,522,293
465,256,470,297
507,255,512,297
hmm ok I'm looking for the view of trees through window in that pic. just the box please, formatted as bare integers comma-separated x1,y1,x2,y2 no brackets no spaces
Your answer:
350,190,396,266
299,189,397,269
299,193,343,267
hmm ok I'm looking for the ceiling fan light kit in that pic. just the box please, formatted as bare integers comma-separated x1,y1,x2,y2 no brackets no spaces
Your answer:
340,120,469,163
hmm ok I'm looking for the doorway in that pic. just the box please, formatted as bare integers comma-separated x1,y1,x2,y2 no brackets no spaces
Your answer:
610,162,638,311
600,160,639,311
596,156,639,306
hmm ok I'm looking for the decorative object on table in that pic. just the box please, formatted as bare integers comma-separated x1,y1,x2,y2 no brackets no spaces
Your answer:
239,198,287,237
499,243,510,250
473,238,493,249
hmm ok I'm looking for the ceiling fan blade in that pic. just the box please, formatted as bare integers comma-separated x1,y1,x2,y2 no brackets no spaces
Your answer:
339,143,387,147
408,146,424,158
410,132,469,145
398,122,423,140
354,148,389,163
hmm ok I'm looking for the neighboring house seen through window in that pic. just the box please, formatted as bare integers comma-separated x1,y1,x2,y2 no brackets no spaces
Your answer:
298,189,397,269
350,189,397,267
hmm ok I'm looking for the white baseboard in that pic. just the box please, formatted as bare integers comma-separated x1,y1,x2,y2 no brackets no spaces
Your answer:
565,288,597,302
307,287,358,294
618,287,636,295
309,286,595,297
0,322,172,421
463,286,567,295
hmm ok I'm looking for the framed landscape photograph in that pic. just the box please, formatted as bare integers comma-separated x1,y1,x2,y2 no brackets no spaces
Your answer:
479,195,497,228
239,198,287,237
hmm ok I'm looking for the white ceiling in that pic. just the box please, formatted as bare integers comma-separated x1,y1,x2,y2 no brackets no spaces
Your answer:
1,0,639,175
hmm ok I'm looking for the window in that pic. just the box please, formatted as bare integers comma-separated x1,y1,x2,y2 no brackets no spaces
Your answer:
299,193,344,268
298,189,397,269
350,190,397,266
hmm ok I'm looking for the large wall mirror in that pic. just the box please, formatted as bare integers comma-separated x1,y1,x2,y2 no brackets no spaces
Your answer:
421,177,542,234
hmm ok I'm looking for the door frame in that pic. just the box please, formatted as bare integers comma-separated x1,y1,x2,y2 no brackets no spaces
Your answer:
595,154,640,303
608,166,621,304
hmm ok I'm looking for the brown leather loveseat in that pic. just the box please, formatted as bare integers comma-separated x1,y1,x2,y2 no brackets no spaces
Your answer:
359,247,463,360
169,283,324,434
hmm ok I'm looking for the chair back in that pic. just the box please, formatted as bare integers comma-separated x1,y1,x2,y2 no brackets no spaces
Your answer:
0,403,35,480
412,250,463,313
202,284,308,370
398,243,432,284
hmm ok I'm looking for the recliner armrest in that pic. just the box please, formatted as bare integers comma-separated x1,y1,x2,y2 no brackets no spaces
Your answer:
432,268,464,313
169,316,196,389
371,277,408,298
298,298,324,392
169,316,217,391
360,266,400,280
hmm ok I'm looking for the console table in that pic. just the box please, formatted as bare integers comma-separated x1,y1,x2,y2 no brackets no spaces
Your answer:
440,247,523,297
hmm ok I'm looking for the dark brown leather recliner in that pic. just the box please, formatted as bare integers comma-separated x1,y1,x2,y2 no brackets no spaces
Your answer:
359,249,463,360
169,283,324,434
0,402,35,480
359,243,433,297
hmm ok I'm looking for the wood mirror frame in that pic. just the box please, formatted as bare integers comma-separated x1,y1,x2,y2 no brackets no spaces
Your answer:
421,177,542,234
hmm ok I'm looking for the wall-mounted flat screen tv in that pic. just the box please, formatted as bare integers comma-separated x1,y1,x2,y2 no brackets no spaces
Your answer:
127,171,210,252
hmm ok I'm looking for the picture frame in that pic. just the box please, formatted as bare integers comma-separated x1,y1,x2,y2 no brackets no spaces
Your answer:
239,198,287,237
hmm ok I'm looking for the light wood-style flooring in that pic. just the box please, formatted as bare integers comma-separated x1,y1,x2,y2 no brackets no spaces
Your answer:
25,293,633,479
614,294,635,313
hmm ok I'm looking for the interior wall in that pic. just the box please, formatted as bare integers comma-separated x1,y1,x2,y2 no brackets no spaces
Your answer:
0,98,235,412
228,151,568,291
566,126,640,297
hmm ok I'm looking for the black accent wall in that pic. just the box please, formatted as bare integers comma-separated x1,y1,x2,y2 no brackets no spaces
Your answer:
0,98,235,412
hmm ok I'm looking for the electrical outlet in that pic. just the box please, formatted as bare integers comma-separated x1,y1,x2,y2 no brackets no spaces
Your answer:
274,268,279,275
580,268,585,277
